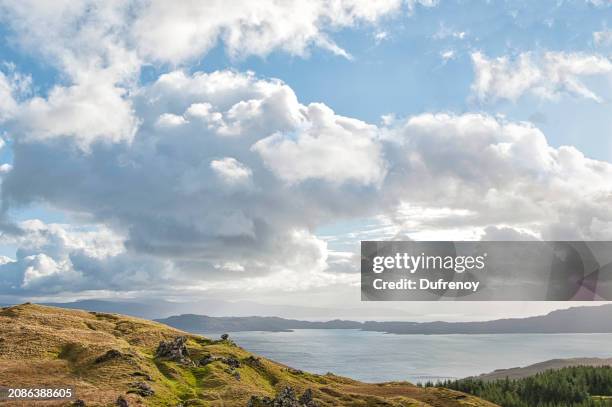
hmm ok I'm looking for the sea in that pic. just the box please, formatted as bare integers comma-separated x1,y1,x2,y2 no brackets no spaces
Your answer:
202,329,612,383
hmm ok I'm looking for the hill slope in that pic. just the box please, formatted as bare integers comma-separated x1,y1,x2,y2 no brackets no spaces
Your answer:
434,366,612,407
471,358,612,382
0,304,496,407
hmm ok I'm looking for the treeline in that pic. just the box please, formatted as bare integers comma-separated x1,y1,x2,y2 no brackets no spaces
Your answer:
422,366,612,406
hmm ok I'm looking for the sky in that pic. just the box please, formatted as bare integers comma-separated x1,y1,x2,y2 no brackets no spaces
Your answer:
0,0,611,320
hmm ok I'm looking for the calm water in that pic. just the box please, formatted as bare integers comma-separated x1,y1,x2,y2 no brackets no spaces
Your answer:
207,330,612,383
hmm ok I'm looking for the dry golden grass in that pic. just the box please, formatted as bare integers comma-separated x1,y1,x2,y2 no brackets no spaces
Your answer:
0,304,499,407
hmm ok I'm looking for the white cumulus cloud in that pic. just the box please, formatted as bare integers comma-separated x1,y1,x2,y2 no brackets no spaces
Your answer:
210,157,253,186
0,0,417,149
471,51,612,103
253,103,386,185
132,0,406,62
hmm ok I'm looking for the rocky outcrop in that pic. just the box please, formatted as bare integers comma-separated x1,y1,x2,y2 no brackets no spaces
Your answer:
155,336,192,365
299,389,317,407
247,387,318,407
130,371,153,381
222,356,241,368
245,356,264,369
128,381,155,397
198,354,215,366
197,354,242,369
116,395,129,407
94,349,125,364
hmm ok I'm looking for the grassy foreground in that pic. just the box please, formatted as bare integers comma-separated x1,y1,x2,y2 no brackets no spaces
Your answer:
0,303,497,406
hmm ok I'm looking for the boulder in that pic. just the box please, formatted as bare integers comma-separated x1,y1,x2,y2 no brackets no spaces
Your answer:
221,356,241,368
247,395,274,407
130,371,153,381
94,349,124,364
299,389,317,407
155,336,192,365
128,381,155,397
247,387,318,407
276,387,300,406
198,354,215,366
116,395,129,407
244,356,263,368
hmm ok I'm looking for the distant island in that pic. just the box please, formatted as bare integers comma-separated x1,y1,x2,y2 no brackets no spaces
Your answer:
155,304,612,335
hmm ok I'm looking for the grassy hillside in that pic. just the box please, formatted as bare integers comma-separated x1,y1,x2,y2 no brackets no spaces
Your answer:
470,358,612,382
0,303,497,407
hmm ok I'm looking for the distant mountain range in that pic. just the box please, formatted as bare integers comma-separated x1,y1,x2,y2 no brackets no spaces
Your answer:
155,304,612,334
156,314,363,332
5,299,416,320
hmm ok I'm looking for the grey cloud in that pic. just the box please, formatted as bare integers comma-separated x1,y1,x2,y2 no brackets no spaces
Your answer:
481,226,540,241
2,71,612,298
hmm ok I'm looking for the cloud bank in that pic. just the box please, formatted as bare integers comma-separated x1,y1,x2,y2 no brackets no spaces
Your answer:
1,68,612,298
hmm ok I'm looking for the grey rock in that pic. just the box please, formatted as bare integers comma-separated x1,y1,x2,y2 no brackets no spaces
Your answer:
198,354,216,366
299,389,317,407
94,349,123,364
130,371,153,381
221,356,241,368
275,387,300,406
128,381,155,397
155,336,192,365
245,356,263,368
246,387,317,407
247,395,274,407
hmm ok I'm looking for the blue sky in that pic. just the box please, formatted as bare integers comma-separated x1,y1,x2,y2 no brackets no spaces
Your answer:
0,0,610,319
195,0,611,159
